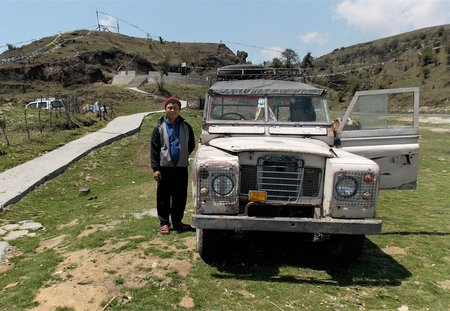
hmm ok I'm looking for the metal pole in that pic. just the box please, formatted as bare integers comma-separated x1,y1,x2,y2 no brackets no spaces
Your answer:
96,10,100,31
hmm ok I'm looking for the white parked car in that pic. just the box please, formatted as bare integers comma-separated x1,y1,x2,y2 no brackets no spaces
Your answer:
25,98,66,111
191,65,419,260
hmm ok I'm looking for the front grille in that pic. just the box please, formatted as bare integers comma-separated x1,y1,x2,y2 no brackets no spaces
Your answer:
258,155,304,201
240,165,322,202
240,160,321,202
302,168,322,197
240,166,258,194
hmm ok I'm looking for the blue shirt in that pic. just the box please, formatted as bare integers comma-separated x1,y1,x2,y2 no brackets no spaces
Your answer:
164,117,180,166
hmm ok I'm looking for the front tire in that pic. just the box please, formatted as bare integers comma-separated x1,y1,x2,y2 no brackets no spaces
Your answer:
196,229,220,260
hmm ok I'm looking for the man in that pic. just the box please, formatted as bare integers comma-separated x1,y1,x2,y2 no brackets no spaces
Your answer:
151,97,196,234
289,97,316,122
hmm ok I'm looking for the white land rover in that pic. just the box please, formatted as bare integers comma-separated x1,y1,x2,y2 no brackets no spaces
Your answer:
191,66,419,260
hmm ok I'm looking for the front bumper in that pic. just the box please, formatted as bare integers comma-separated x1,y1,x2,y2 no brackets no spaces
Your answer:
191,215,382,235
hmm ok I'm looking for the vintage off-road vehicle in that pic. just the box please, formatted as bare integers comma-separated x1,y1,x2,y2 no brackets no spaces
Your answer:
191,65,419,260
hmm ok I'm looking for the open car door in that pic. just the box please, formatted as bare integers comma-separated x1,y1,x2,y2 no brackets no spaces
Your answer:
335,87,419,190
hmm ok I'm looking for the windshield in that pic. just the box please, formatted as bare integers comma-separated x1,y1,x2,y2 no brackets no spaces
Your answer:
207,95,329,123
50,100,65,110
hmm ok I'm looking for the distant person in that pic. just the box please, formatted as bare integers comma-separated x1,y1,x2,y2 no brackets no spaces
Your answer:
289,97,316,122
92,101,100,113
150,97,195,234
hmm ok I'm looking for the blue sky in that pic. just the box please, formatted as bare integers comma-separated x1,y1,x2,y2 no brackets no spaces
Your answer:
1,0,449,64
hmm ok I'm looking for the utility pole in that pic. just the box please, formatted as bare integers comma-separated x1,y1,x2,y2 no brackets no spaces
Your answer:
96,10,100,31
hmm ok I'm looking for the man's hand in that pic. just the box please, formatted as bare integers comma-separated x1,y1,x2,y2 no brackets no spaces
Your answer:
153,171,161,182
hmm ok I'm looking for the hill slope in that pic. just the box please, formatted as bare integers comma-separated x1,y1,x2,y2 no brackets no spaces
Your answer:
0,29,240,89
310,25,450,112
1,26,449,113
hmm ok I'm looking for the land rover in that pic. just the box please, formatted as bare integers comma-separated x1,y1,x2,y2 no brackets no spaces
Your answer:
191,66,419,260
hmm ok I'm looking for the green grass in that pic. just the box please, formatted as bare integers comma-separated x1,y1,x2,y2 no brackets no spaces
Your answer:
0,106,107,172
0,108,449,310
0,83,207,173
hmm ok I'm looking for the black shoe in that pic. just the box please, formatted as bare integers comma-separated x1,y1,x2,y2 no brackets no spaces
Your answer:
173,222,193,232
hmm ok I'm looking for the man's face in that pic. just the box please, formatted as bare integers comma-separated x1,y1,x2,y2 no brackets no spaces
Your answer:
165,103,180,120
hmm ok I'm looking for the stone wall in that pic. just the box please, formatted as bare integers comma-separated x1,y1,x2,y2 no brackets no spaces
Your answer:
111,71,136,85
147,71,208,86
187,98,205,110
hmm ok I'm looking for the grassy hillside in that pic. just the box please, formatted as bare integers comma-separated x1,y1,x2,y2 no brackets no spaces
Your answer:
0,30,239,90
0,83,208,173
311,25,450,113
1,26,449,113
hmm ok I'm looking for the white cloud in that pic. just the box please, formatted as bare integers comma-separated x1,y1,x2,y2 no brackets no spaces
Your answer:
99,16,116,28
260,46,283,61
334,0,450,36
300,32,328,45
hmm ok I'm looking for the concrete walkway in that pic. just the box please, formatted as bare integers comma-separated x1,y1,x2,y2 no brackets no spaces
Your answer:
0,111,160,210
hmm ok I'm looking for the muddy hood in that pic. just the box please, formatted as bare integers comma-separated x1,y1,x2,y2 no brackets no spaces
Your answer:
209,136,333,157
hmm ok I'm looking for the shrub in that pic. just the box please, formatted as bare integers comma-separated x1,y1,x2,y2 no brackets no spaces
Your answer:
421,48,435,66
423,67,431,79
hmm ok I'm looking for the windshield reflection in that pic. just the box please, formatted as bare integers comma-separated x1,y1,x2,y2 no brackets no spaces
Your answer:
208,95,329,123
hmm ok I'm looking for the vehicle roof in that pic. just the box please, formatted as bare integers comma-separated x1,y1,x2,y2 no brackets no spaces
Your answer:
208,79,325,96
30,98,62,102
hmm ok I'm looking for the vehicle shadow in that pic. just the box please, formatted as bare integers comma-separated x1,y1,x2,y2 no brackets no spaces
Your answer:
207,232,411,287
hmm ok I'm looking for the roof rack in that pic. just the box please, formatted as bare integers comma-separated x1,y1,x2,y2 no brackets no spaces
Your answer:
216,65,304,81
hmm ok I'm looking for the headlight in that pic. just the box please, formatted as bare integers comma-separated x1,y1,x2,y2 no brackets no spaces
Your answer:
212,175,234,196
335,176,357,198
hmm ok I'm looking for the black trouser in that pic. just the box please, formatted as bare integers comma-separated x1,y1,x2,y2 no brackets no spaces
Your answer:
156,167,188,226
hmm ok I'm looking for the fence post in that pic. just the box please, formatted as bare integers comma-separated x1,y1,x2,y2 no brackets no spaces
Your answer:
0,117,10,146
38,110,43,135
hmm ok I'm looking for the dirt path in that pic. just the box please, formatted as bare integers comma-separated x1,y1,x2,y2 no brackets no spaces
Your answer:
419,114,450,132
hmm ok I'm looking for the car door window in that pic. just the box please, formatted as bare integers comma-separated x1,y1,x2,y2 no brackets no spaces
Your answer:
335,87,419,190
340,91,417,131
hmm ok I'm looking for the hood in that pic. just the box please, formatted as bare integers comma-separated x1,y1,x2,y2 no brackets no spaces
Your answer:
209,136,333,157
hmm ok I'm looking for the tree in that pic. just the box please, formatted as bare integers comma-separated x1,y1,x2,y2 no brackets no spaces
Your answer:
160,50,172,75
348,77,363,94
271,58,283,68
337,91,346,103
7,43,16,51
281,48,299,68
0,117,10,146
300,52,314,69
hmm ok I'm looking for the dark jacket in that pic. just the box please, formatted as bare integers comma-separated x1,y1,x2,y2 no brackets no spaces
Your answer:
151,116,195,171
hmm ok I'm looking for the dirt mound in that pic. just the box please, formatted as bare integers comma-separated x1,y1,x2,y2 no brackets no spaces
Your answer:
29,236,197,311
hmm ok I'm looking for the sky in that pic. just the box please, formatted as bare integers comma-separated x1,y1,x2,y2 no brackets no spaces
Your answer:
1,0,449,64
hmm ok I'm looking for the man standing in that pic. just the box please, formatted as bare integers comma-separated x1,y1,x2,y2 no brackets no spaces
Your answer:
151,97,196,234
